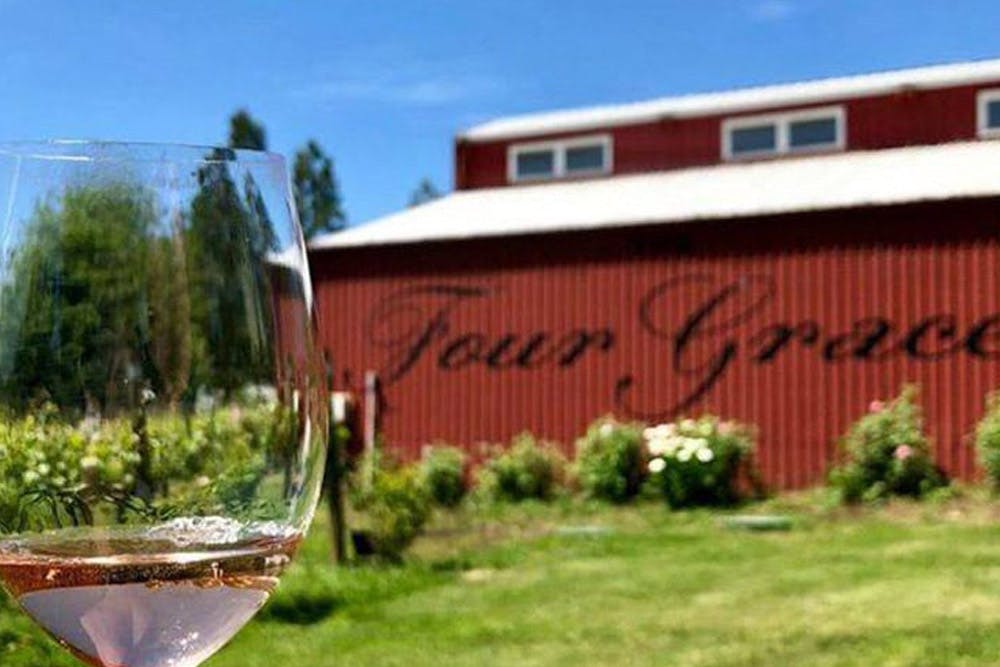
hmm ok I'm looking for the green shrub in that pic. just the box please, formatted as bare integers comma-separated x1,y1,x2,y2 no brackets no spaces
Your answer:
352,464,430,561
829,385,946,503
419,445,468,508
477,432,566,502
644,416,756,508
0,400,292,532
974,392,1000,489
575,418,646,503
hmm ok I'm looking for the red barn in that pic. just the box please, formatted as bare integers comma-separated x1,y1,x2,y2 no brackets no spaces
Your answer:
309,59,1000,488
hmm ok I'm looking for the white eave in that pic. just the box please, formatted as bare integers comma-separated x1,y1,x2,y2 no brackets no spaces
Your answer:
309,141,1000,251
265,244,314,309
460,59,1000,142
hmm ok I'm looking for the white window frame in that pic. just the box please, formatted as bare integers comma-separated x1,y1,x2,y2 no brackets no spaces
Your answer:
977,89,1000,138
508,134,613,183
722,106,846,161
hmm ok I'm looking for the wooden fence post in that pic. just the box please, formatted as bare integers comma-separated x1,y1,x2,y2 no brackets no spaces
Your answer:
363,370,379,489
326,391,350,564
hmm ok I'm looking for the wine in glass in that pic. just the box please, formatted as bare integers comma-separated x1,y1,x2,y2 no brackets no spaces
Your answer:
0,141,327,667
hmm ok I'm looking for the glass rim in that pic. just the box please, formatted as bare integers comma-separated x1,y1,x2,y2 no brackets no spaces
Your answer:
0,139,285,165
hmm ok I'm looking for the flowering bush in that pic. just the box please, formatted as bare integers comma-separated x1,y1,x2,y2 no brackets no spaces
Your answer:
974,392,1000,489
351,462,430,562
829,386,946,503
644,416,755,508
477,432,566,502
575,418,646,503
419,445,468,508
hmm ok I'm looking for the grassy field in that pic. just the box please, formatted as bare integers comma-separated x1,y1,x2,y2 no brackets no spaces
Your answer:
6,492,1000,666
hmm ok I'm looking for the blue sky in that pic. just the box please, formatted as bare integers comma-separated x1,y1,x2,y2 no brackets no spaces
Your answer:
0,1,997,224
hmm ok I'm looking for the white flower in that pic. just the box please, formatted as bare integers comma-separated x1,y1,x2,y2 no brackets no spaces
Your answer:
599,422,615,438
648,457,666,474
646,424,673,440
81,455,100,470
696,447,714,463
196,475,211,488
698,421,713,437
23,470,39,485
677,449,692,462
680,419,696,432
141,388,156,404
647,438,667,456
680,437,705,454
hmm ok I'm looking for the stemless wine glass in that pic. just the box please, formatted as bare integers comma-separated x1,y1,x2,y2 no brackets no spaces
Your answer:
0,141,327,667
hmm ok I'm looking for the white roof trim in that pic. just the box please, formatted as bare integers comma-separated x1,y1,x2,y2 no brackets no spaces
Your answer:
460,59,1000,142
309,141,1000,250
266,244,314,310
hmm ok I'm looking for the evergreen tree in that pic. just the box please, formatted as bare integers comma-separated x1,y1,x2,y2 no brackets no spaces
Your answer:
292,140,345,239
186,153,276,398
408,178,442,207
228,109,268,151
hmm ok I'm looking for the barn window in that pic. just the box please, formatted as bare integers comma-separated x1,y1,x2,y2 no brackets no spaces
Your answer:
509,135,612,183
565,143,606,174
723,106,845,160
730,124,778,156
515,149,556,179
789,117,839,149
978,89,1000,137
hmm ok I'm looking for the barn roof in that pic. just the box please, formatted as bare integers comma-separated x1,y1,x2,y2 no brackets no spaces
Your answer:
460,59,1000,142
308,141,1000,250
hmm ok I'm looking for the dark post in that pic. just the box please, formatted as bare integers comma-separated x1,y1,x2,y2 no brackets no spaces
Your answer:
323,353,348,564
326,414,348,564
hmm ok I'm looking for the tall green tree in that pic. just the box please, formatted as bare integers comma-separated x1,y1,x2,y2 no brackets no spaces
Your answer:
186,154,276,398
228,109,268,151
292,140,345,239
147,232,193,407
0,185,191,414
408,178,442,207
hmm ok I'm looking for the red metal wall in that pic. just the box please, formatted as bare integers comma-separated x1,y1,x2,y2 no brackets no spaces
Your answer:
456,83,994,190
311,198,1000,489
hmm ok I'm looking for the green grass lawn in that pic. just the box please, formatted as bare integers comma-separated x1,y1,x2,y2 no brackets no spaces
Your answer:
6,493,1000,666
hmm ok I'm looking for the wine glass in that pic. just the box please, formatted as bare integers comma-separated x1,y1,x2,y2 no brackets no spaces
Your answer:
0,141,327,667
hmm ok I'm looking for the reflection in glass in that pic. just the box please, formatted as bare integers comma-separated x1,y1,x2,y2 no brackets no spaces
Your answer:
0,141,326,667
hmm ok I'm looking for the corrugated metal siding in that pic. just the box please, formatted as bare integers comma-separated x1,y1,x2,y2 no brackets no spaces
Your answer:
311,198,1000,487
456,83,996,190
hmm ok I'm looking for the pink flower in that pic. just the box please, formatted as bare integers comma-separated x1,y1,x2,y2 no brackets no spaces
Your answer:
894,445,914,461
869,400,885,413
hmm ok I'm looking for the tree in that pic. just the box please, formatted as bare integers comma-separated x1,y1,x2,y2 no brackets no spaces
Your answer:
186,153,277,398
0,185,190,415
292,140,345,239
146,233,193,408
408,178,442,207
228,109,268,151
